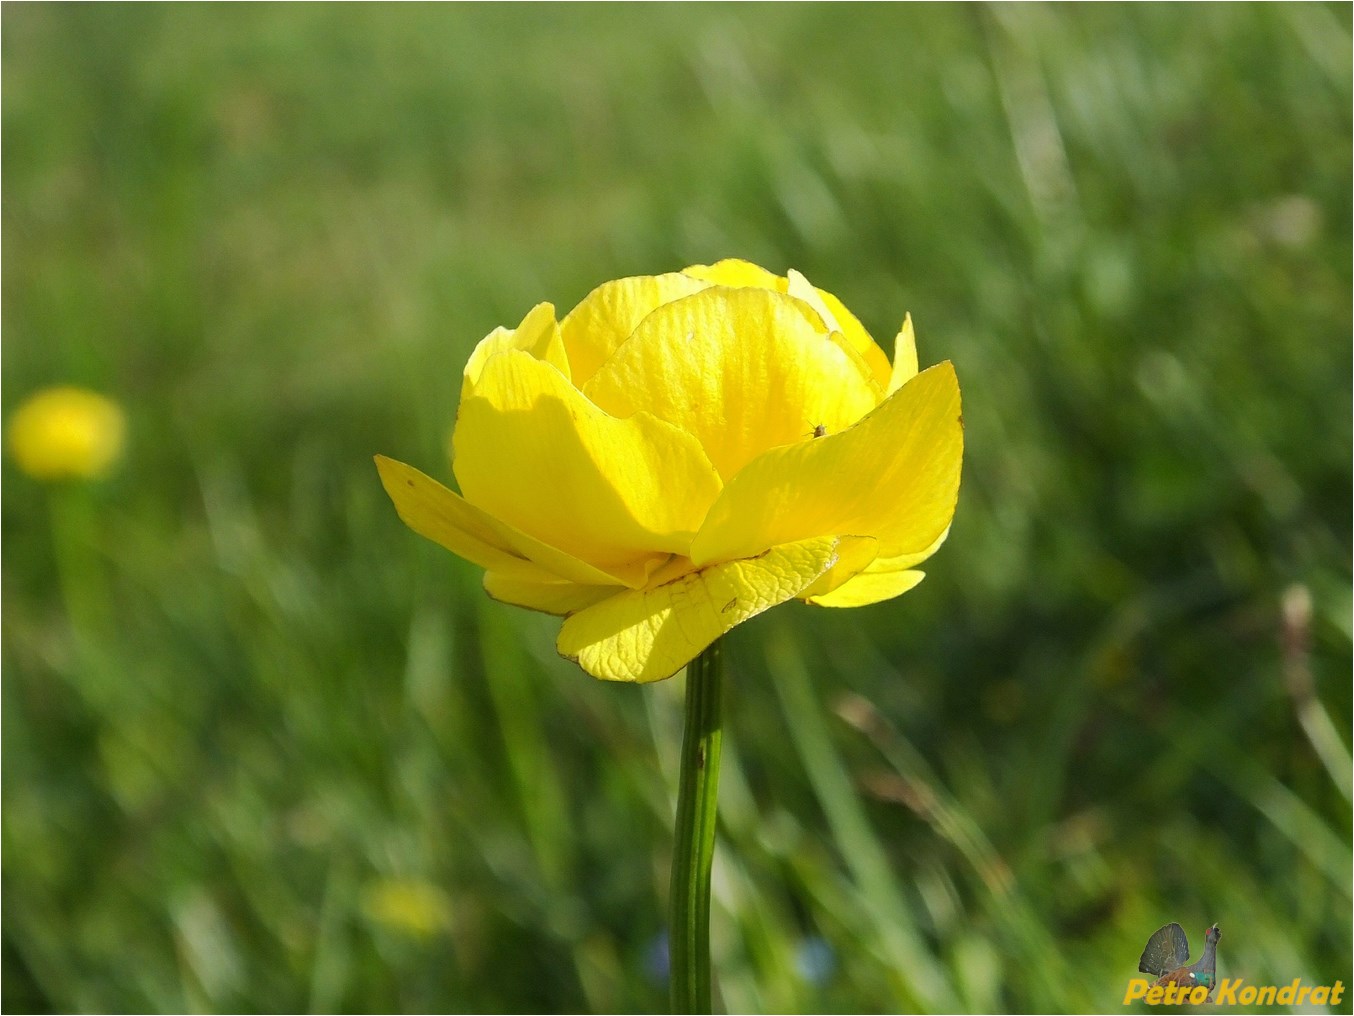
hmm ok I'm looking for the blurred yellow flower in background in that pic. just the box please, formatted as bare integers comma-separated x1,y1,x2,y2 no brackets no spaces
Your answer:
360,878,453,939
8,386,126,481
378,259,962,683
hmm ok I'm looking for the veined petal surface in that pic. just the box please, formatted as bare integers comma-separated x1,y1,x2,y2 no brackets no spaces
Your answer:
584,287,881,481
375,455,644,587
558,536,872,683
560,273,711,387
690,361,962,565
454,350,723,572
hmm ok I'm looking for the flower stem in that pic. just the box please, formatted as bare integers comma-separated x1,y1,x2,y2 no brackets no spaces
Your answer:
669,639,724,1014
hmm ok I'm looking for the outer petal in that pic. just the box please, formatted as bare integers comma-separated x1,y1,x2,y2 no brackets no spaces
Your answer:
690,361,962,566
375,455,645,587
866,524,951,573
806,568,926,608
803,524,946,606
682,258,786,290
454,350,723,572
558,535,873,683
786,270,893,391
888,313,919,395
794,535,880,600
483,571,617,615
682,262,892,392
559,273,711,387
583,287,881,482
464,302,570,390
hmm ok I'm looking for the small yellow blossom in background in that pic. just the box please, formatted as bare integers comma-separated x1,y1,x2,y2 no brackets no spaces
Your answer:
8,385,127,481
360,878,453,939
377,259,962,683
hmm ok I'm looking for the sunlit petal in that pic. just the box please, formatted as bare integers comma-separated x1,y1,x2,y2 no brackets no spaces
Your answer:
690,362,962,565
483,571,618,615
560,273,711,387
888,313,919,395
464,302,570,392
454,350,722,571
681,258,786,290
786,269,893,391
584,287,881,481
805,568,926,608
794,536,879,598
558,536,872,683
376,455,647,587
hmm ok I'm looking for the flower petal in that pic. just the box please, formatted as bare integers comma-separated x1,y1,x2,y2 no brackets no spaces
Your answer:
888,313,919,395
800,525,946,608
583,287,881,481
683,262,892,392
454,350,723,572
794,535,880,600
868,524,951,572
560,273,711,387
557,535,871,682
805,568,926,608
464,302,570,389
804,524,945,605
483,571,617,615
785,270,893,391
375,455,645,587
682,258,787,289
689,361,962,566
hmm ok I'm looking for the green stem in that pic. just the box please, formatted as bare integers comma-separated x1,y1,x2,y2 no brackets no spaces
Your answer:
668,639,725,1014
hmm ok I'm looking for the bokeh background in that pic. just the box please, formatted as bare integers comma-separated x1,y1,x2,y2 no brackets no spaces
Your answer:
3,4,1350,1013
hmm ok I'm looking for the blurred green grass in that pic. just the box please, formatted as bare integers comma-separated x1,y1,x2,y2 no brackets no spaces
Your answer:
3,4,1350,1012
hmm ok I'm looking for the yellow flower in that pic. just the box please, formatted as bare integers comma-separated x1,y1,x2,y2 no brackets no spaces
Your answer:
377,259,962,683
7,385,126,481
360,878,452,938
